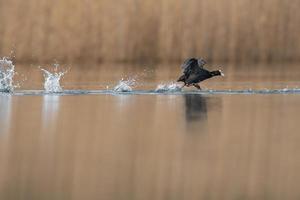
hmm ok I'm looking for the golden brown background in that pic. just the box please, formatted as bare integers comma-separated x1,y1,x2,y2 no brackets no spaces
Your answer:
0,0,300,63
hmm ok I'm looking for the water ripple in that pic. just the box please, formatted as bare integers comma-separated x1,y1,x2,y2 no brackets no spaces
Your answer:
2,88,300,96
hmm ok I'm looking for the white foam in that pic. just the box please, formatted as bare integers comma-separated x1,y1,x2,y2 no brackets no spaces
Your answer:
113,78,136,92
155,82,182,92
0,58,16,92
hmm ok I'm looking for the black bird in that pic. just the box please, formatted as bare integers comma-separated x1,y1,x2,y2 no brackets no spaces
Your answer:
177,58,224,90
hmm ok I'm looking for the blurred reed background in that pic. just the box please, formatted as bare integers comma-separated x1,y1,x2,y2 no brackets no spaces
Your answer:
0,0,299,63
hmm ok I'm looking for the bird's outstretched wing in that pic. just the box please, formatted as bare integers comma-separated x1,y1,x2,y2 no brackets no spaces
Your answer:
197,58,206,68
181,58,206,75
181,58,198,74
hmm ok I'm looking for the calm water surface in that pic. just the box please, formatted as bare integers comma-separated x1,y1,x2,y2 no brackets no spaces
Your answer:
0,64,300,200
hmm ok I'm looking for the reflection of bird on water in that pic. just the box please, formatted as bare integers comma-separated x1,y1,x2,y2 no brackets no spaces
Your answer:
177,58,224,90
184,94,207,122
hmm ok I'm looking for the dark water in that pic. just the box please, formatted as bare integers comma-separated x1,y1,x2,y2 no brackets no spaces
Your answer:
1,64,300,200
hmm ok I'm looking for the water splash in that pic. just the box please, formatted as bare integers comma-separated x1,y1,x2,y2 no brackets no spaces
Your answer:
40,64,67,93
155,82,182,92
0,58,16,92
114,78,136,92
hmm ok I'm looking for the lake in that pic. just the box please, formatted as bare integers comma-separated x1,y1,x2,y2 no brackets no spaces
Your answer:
0,63,300,200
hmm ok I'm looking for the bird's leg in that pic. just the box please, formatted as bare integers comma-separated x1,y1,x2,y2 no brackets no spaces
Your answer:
181,83,186,89
193,84,201,90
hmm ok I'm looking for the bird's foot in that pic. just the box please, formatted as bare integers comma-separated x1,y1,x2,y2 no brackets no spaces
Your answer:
193,84,201,90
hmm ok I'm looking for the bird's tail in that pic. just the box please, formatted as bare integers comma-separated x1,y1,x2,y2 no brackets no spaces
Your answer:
210,70,225,77
177,74,186,82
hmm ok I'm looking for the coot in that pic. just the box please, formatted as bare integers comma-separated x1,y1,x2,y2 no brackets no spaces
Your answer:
177,58,224,90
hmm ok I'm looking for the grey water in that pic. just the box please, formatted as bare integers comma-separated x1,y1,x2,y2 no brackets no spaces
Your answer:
0,63,300,200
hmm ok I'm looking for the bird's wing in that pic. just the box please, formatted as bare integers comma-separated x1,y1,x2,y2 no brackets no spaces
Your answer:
197,58,206,68
181,58,198,74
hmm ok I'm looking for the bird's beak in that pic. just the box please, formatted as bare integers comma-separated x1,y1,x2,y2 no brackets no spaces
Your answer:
219,70,225,77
